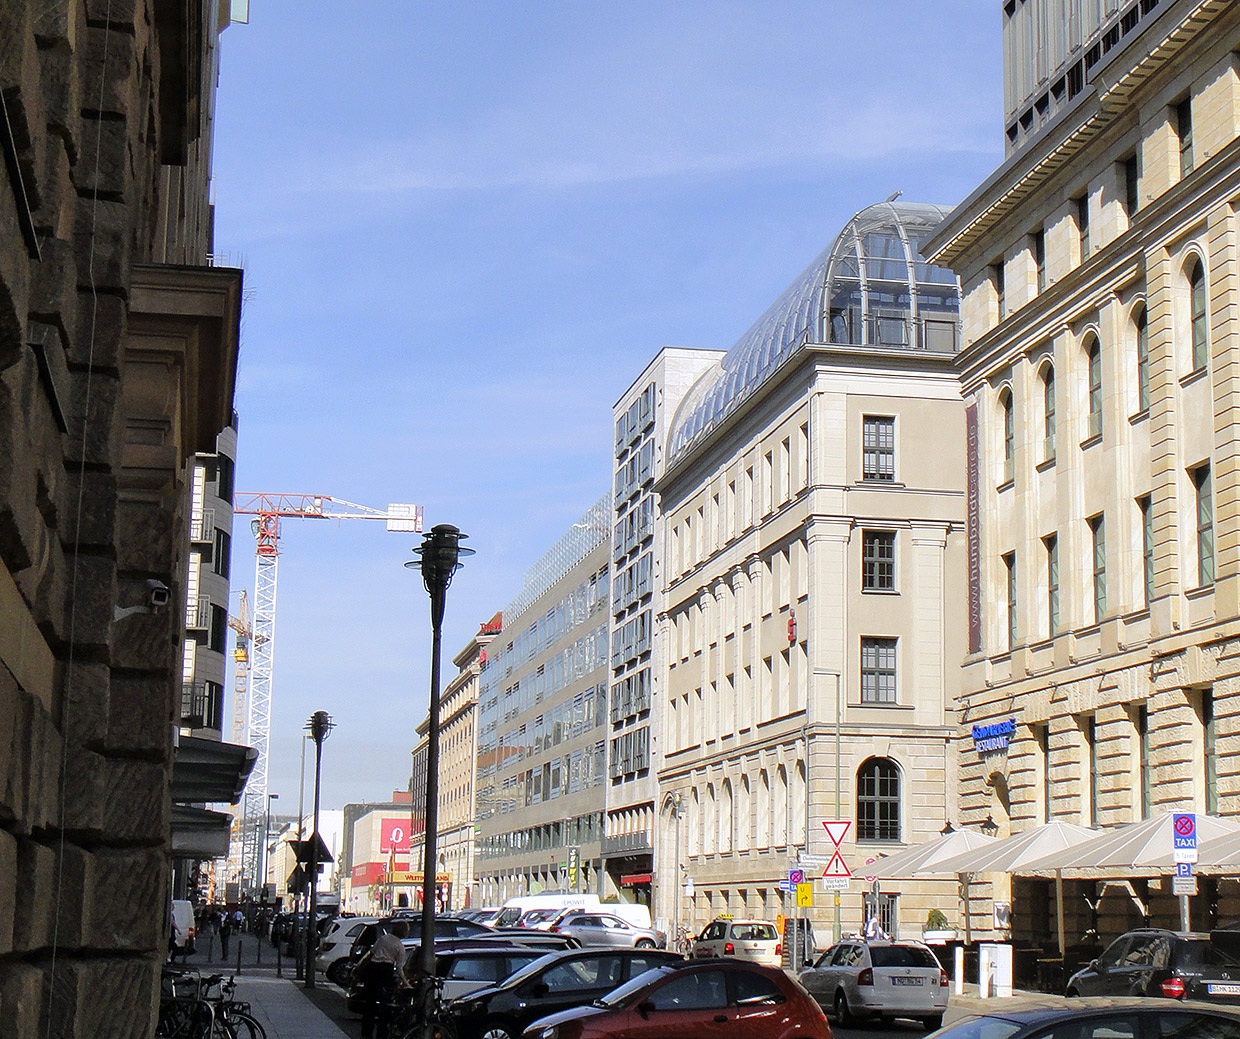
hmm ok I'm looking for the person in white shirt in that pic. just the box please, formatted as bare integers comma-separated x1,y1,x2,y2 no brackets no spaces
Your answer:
361,921,409,1039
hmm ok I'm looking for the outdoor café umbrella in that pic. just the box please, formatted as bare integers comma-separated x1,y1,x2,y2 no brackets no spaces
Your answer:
1016,812,1240,935
865,828,997,943
928,820,1097,955
1014,811,1240,874
1194,827,1240,870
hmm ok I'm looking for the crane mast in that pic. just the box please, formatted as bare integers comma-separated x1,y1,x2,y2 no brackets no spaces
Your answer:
230,494,423,896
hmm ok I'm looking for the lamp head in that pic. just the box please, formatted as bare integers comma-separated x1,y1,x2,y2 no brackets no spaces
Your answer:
306,710,334,743
405,524,474,594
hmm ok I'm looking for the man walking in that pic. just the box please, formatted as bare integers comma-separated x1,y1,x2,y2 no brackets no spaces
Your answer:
360,921,409,1039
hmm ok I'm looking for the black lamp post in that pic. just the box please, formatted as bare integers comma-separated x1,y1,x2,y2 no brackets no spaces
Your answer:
406,524,473,993
304,709,334,990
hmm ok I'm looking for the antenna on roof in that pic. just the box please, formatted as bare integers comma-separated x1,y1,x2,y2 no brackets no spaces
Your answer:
886,191,903,202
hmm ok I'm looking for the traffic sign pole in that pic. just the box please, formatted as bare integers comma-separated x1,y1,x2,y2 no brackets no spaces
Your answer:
1173,814,1196,930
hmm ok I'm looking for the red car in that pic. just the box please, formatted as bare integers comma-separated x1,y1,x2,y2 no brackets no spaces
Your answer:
522,959,833,1039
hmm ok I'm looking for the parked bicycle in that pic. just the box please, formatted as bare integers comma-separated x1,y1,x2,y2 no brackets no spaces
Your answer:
201,973,266,1039
673,923,695,956
156,968,265,1039
391,974,458,1039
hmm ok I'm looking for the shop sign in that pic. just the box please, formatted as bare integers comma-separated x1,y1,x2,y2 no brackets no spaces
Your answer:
972,717,1016,754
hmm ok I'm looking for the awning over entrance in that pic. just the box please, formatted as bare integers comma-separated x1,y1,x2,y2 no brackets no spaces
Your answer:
171,734,256,805
171,804,234,859
620,873,652,886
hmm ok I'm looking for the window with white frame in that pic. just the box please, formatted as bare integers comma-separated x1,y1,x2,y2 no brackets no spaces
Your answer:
860,637,897,704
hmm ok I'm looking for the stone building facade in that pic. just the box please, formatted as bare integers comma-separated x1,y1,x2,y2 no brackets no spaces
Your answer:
928,0,1240,946
656,202,968,942
0,1,244,1034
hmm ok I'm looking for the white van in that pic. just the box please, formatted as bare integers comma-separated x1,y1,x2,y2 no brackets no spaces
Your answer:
171,900,196,955
494,893,599,928
495,894,652,931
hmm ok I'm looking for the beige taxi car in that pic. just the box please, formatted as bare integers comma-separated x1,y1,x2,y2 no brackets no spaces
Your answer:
691,918,781,967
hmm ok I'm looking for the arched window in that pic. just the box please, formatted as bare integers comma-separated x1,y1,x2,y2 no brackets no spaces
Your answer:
756,770,770,848
737,774,752,851
1086,337,1102,439
1134,307,1149,412
1188,257,1208,371
1000,390,1015,483
704,783,717,855
856,757,901,842
1041,365,1056,462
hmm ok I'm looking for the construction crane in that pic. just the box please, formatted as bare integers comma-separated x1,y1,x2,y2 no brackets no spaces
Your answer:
230,494,424,894
228,590,253,746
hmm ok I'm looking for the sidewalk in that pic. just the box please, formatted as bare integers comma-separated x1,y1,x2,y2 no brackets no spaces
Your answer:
949,985,1071,1017
177,931,351,1039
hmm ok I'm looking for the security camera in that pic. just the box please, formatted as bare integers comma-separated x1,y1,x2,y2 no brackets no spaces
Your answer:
146,579,170,608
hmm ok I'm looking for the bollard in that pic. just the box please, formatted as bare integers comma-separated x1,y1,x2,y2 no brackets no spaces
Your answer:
237,930,243,975
954,946,964,996
257,930,262,967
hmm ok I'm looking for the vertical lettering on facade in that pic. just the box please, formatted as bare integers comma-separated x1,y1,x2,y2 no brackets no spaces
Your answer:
966,402,981,654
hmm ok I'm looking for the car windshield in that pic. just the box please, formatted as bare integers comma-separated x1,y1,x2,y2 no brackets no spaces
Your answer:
596,966,678,1007
870,946,939,968
494,952,561,989
929,1016,1023,1039
1174,941,1240,968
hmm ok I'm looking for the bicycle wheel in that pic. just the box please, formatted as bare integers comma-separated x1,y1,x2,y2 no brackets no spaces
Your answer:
430,1016,459,1039
224,1010,266,1039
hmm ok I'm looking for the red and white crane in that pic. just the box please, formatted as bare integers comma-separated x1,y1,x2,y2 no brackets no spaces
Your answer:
230,494,423,892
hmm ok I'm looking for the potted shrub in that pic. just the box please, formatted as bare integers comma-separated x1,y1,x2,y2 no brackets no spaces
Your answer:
923,908,956,943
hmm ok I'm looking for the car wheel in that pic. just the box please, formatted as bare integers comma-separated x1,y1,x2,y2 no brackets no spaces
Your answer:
635,939,656,949
1065,988,1079,998
922,1015,943,1031
325,960,346,985
833,991,854,1027
481,1022,515,1039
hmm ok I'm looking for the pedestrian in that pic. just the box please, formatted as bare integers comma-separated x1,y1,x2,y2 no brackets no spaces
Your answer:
220,912,233,958
360,921,409,1039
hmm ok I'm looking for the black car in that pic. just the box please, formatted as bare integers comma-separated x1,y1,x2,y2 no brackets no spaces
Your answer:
930,997,1240,1038
449,947,684,1039
344,917,500,978
1065,929,1240,1004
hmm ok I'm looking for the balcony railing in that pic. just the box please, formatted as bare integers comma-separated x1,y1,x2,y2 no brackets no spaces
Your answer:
190,509,215,543
602,831,652,856
180,682,222,731
186,596,210,629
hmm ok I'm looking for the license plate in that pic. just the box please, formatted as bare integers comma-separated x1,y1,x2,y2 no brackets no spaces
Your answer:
1208,984,1240,995
891,977,923,986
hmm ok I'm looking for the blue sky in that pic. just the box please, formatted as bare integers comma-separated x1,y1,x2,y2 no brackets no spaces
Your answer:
211,0,1003,812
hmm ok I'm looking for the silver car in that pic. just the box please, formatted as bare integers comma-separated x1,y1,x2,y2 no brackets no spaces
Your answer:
549,912,665,949
798,938,949,1030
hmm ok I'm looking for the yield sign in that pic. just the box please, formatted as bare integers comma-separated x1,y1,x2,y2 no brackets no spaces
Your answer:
822,820,851,847
821,849,853,879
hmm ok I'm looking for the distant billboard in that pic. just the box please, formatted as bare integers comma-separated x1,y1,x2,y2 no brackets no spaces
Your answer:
379,817,413,854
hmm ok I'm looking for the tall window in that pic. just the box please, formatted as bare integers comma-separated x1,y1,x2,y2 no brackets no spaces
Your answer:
1042,365,1056,461
212,529,231,579
1198,689,1217,814
1003,552,1017,651
1193,463,1214,587
861,531,896,591
1033,229,1046,292
856,757,900,842
1081,715,1099,827
992,261,1006,319
1035,724,1053,823
1135,307,1149,412
1123,153,1140,222
1044,534,1060,636
1076,195,1090,261
862,416,895,481
860,637,897,704
1176,97,1194,179
1188,258,1208,372
1086,338,1102,439
1001,391,1015,483
1089,514,1107,624
1138,495,1154,608
1134,703,1151,818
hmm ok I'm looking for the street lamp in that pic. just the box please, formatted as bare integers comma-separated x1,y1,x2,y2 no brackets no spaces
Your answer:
304,709,334,990
406,524,473,1003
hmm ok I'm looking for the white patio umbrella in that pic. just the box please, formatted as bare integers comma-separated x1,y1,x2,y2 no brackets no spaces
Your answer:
865,828,997,944
927,820,1098,955
1015,811,1240,874
1193,826,1240,870
865,828,998,880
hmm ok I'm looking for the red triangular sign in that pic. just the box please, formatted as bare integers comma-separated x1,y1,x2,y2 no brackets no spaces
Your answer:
822,820,851,847
821,849,853,879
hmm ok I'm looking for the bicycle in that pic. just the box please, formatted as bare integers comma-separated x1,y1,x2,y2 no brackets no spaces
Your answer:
157,968,230,1039
672,924,694,957
391,974,459,1039
200,973,267,1039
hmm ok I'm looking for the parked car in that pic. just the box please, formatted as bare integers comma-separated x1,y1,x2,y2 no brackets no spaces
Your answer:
1065,928,1240,1003
518,909,564,930
798,938,949,1029
347,941,549,1013
316,915,381,985
928,998,1240,1038
523,958,833,1039
549,912,665,950
449,947,683,1039
341,916,502,984
692,919,781,968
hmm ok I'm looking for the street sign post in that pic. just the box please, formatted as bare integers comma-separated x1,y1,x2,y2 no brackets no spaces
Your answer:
1173,813,1197,863
796,882,813,907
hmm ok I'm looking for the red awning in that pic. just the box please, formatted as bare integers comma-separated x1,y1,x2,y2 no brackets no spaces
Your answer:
620,873,652,886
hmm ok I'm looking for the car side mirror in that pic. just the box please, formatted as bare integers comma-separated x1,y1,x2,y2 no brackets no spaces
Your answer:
638,1002,655,1018
531,982,550,998
1088,959,1100,972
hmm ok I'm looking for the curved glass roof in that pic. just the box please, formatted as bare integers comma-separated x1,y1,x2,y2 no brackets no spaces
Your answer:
668,200,962,464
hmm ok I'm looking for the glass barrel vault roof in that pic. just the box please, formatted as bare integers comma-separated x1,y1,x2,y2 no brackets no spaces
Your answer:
668,200,962,464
